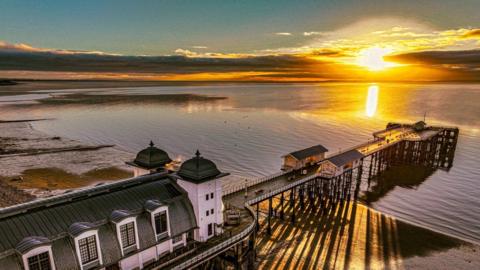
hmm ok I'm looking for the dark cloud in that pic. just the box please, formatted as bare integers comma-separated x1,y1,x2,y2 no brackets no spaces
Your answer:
386,49,480,66
0,47,318,74
462,29,480,38
309,49,347,58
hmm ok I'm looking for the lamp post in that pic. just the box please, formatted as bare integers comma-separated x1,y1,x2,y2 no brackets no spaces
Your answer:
244,179,248,198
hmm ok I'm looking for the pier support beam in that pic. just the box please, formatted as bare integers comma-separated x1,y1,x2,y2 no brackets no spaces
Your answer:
267,197,272,235
280,192,284,220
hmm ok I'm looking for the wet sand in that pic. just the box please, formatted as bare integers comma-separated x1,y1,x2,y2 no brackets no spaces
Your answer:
0,121,133,201
255,200,480,270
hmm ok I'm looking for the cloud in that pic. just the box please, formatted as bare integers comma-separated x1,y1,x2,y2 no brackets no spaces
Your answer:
275,32,292,36
462,29,480,39
0,41,320,75
174,48,199,57
386,49,480,66
303,31,323,36
0,41,118,56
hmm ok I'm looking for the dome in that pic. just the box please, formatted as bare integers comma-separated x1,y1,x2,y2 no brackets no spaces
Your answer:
133,141,172,169
177,150,221,182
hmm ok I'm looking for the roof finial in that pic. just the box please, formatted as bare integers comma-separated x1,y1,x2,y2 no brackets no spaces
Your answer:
149,140,154,147
195,149,201,157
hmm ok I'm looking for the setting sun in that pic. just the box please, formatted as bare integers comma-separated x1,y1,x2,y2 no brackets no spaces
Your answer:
357,47,396,71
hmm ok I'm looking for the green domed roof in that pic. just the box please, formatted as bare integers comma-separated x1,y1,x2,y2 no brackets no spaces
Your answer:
177,150,222,182
133,141,172,169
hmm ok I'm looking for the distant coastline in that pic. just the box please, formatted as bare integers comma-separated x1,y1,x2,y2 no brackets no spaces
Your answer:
1,79,480,93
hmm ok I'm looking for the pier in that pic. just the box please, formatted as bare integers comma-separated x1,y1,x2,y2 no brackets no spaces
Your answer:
153,122,459,270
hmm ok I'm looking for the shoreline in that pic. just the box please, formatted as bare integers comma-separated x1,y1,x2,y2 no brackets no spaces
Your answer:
2,80,480,96
0,120,133,204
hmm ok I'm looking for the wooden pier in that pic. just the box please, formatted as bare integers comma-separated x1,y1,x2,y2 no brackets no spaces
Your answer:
166,122,459,270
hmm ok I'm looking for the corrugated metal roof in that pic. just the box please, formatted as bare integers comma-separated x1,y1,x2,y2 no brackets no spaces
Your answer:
15,236,50,254
327,149,364,167
288,144,328,160
110,209,136,223
0,173,197,269
144,199,164,212
68,222,98,237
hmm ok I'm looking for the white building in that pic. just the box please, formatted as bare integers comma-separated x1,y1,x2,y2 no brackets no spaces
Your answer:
175,150,229,242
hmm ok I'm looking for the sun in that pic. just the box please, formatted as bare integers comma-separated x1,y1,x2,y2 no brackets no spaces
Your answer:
356,47,396,71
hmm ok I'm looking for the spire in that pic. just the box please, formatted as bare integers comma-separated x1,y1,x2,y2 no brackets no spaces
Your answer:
149,140,154,147
195,150,201,169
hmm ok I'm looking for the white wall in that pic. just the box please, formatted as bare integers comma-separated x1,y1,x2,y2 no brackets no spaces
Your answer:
132,167,151,177
177,178,223,242
119,253,141,270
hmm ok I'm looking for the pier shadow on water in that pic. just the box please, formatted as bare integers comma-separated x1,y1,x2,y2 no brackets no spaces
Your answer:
255,198,466,270
360,165,435,205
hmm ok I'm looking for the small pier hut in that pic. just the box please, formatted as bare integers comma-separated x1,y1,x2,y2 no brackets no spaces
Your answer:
318,149,364,177
282,144,328,170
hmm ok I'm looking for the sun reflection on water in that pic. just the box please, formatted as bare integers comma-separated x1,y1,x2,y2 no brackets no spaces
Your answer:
366,85,379,117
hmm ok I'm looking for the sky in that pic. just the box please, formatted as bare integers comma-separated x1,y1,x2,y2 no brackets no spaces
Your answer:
1,0,479,81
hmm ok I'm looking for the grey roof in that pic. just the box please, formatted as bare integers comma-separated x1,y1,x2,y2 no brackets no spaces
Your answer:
110,209,137,223
144,199,164,212
288,144,328,160
130,141,172,169
15,236,51,254
177,150,228,183
327,149,364,167
0,255,21,270
68,222,98,237
51,238,80,270
0,173,197,269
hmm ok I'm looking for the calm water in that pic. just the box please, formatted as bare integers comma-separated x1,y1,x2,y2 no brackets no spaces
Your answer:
2,83,479,243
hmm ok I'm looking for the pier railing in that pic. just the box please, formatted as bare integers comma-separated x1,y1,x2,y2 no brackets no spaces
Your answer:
169,204,257,270
222,170,291,196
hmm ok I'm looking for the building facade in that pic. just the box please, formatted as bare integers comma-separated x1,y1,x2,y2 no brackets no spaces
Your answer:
0,144,228,270
282,144,328,171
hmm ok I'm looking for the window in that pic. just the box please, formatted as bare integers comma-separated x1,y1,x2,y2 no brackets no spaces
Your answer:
211,192,214,199
78,235,98,265
211,209,214,215
120,222,136,248
27,252,52,270
206,210,209,216
154,211,168,237
206,194,209,200
208,223,213,236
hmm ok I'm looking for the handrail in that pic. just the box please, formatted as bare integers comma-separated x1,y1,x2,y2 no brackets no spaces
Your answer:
248,173,321,205
222,169,291,196
169,204,257,270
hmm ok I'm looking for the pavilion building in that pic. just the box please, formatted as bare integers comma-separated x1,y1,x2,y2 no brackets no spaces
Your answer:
0,143,228,270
